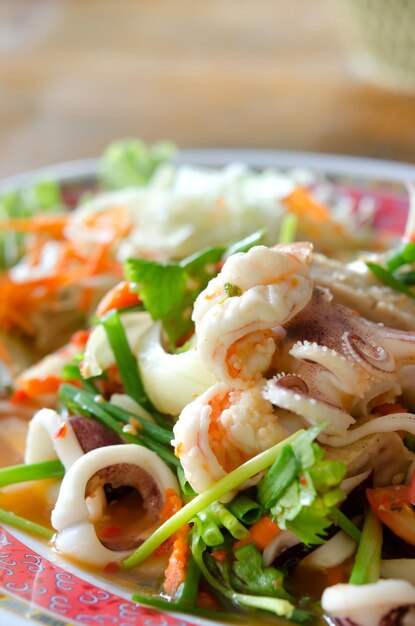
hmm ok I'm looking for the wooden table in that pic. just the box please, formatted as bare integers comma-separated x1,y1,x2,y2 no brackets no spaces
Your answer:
0,0,415,178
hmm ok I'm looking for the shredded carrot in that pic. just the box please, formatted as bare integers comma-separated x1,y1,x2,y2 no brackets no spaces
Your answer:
282,187,332,222
17,376,62,397
164,523,190,597
248,516,280,551
11,389,31,404
160,489,183,522
96,281,142,318
0,215,69,239
17,375,80,399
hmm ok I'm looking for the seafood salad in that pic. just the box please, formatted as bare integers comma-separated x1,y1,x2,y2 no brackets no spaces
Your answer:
1,141,415,626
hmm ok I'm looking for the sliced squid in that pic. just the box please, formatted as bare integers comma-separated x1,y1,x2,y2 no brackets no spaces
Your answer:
173,381,289,495
320,413,415,448
136,322,216,415
321,579,415,626
81,311,152,378
192,243,313,388
263,377,355,436
25,409,84,470
52,444,179,566
25,409,121,520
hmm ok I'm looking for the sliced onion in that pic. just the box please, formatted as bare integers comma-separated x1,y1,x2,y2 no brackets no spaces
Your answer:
262,530,300,567
301,531,357,569
341,470,371,495
137,322,216,415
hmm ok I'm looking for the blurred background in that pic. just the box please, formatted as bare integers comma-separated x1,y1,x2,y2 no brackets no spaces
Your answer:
1,0,415,177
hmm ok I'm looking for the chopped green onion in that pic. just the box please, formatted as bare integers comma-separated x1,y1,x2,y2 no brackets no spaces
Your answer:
122,429,304,569
349,509,382,585
330,508,362,543
197,511,224,546
278,214,298,244
0,508,54,540
258,444,299,509
207,502,249,540
227,495,263,525
0,460,64,489
366,262,415,300
223,283,242,298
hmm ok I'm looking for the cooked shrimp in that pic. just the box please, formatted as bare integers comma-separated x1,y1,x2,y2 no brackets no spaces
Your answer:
192,243,313,387
173,381,289,495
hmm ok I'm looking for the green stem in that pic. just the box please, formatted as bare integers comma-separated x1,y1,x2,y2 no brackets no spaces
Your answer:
101,311,155,412
0,460,64,489
349,509,382,585
0,509,54,540
103,401,172,445
278,214,298,244
122,430,304,569
330,508,362,543
59,384,178,468
132,593,235,622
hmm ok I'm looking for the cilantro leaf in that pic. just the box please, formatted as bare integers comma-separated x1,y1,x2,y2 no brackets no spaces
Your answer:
258,426,347,545
124,230,266,346
190,518,310,620
231,543,285,597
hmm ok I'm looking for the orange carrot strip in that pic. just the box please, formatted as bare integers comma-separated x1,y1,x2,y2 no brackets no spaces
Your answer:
160,489,183,522
283,187,331,222
0,215,69,239
164,523,190,597
96,281,142,318
248,516,280,551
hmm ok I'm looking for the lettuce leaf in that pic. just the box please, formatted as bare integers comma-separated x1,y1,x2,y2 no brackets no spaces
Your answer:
99,138,176,190
0,179,62,269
